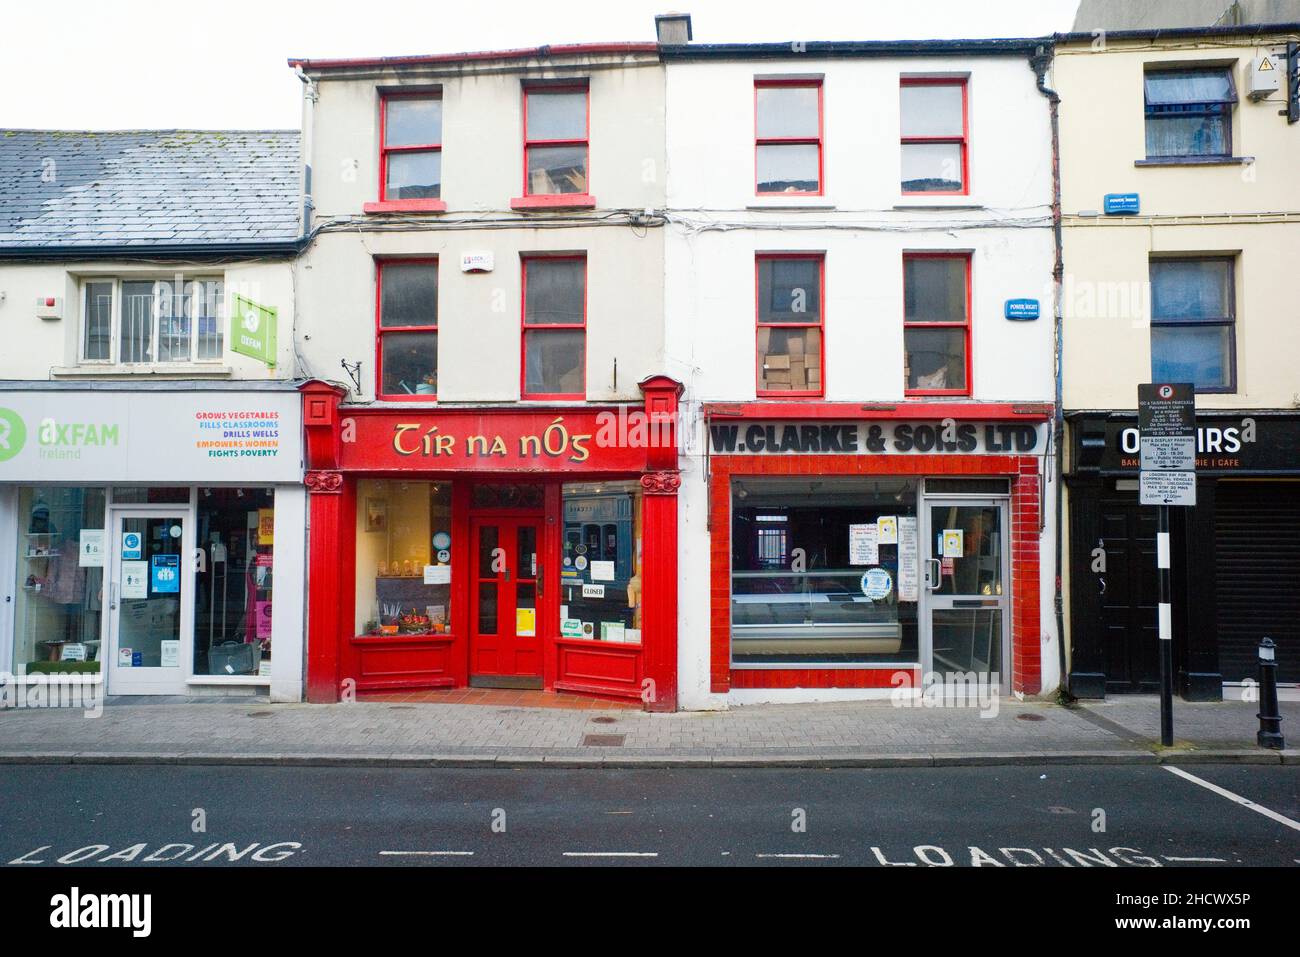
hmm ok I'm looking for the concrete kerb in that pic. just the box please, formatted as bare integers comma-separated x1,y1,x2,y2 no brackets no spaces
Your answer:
0,749,1290,768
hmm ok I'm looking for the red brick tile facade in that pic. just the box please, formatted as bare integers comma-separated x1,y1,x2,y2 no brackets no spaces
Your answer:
709,451,1043,695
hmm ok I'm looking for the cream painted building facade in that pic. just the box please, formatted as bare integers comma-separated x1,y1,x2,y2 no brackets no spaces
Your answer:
1056,23,1300,697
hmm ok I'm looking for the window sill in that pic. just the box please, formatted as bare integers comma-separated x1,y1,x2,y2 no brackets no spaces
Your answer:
510,194,597,211
747,197,835,210
362,198,447,214
894,198,981,209
52,364,234,378
1134,156,1254,167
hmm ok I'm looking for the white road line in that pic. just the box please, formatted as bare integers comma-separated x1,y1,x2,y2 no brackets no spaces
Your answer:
1162,855,1226,863
562,851,658,858
379,850,475,857
756,853,841,860
1163,766,1300,833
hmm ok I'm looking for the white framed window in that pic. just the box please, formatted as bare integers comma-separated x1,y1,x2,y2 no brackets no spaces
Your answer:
80,275,225,365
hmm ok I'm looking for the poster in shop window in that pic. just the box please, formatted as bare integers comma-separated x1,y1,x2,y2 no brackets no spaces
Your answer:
877,516,898,545
849,524,879,565
897,517,919,602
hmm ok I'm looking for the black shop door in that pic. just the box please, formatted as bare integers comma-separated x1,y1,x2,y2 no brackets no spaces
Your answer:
1097,495,1161,692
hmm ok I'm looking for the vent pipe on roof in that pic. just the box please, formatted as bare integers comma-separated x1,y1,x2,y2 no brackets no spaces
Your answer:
655,12,693,44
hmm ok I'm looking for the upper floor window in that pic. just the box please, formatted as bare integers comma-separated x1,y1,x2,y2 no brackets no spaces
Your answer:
1150,257,1235,393
522,255,586,399
376,260,438,399
900,78,968,194
524,86,589,196
903,253,970,395
380,93,442,200
81,276,223,365
756,254,823,396
754,80,822,195
1144,69,1236,160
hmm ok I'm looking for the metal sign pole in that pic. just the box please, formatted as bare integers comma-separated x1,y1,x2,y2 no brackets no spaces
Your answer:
1138,382,1195,749
1157,505,1173,746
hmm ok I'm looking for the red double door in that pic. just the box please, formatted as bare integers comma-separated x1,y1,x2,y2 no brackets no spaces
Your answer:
469,517,544,686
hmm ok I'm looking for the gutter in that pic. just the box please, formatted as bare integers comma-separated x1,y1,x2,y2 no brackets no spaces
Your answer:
1029,44,1069,698
0,240,304,262
1054,21,1300,43
660,37,1052,60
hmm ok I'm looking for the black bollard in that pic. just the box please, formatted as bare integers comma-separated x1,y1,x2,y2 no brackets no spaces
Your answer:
1256,638,1284,751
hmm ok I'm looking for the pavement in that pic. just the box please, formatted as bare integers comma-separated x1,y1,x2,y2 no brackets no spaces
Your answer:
0,691,1296,768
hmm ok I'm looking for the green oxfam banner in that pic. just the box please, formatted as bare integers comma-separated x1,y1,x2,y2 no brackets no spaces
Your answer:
231,295,278,367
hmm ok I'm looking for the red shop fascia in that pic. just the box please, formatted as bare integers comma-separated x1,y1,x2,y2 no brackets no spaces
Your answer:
705,400,1052,696
299,376,684,711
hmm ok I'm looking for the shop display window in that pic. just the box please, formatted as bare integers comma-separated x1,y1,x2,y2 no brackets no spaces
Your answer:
194,487,275,676
355,480,453,637
11,487,106,675
730,477,920,666
558,481,643,644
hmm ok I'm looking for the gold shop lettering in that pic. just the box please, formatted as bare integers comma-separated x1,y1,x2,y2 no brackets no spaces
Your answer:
392,418,592,463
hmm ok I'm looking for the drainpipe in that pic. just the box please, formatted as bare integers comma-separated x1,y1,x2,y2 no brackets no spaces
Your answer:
1031,43,1069,696
295,66,317,237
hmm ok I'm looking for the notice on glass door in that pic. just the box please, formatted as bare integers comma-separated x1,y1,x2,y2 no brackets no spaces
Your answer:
121,561,148,599
898,517,919,602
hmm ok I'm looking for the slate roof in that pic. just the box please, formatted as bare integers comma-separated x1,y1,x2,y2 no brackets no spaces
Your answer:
0,129,301,250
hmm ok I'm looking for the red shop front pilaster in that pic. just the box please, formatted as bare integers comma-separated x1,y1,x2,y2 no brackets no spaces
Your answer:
299,376,683,709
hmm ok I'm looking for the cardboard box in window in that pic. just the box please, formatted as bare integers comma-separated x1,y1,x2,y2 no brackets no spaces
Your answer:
757,327,771,351
764,353,791,370
806,329,822,355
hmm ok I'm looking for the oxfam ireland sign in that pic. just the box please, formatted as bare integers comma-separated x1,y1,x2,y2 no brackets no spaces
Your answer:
232,295,278,367
0,408,26,462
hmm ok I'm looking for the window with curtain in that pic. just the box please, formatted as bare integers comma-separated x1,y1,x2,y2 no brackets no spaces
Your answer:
1150,257,1236,392
1144,68,1236,159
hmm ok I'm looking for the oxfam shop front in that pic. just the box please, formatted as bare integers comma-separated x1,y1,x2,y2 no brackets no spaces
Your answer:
0,383,305,700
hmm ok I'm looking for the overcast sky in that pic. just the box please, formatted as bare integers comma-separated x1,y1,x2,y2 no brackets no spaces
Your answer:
0,0,1080,130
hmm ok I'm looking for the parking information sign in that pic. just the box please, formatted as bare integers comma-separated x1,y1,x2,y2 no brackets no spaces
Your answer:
1138,383,1196,506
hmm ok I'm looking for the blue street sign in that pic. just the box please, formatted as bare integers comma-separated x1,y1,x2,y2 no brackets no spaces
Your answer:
1005,299,1040,320
1104,193,1140,215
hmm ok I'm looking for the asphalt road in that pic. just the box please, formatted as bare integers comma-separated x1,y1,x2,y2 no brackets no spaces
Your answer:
1,764,1296,867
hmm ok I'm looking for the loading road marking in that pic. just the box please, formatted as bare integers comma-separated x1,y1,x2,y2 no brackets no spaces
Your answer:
380,850,475,857
562,851,658,858
756,853,841,859
1163,766,1300,833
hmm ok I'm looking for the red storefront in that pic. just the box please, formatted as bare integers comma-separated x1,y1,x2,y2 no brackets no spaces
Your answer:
300,376,683,710
705,402,1050,697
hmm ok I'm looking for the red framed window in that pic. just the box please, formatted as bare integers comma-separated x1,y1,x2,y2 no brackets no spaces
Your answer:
376,259,439,399
521,255,586,399
756,253,823,396
754,79,823,195
900,78,968,195
523,85,589,197
903,253,971,395
378,93,442,202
